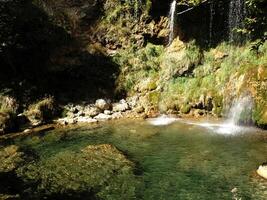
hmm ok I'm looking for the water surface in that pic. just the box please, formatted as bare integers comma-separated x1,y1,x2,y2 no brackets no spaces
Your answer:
14,119,267,199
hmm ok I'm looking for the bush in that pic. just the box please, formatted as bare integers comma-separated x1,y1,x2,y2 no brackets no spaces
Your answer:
26,97,57,125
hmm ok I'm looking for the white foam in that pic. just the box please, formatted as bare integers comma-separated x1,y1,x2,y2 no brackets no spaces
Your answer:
185,120,252,135
147,115,178,126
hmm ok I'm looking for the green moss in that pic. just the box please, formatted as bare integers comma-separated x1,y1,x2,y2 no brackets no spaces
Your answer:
114,43,164,94
148,91,160,107
16,144,139,199
180,104,191,114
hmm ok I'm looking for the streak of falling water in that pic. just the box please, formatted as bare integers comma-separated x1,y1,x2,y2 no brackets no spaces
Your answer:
209,1,214,46
227,95,253,125
168,0,177,45
228,0,247,42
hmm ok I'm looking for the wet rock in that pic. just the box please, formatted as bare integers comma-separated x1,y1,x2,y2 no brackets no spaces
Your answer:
257,164,267,179
95,99,111,111
112,99,130,112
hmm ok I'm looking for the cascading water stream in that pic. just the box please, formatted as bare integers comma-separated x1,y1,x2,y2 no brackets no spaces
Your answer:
212,95,253,134
227,95,253,125
209,1,215,46
168,0,177,45
183,95,254,135
228,0,247,42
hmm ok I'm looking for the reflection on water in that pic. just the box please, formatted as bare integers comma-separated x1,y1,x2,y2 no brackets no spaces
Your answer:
11,119,267,199
147,115,178,126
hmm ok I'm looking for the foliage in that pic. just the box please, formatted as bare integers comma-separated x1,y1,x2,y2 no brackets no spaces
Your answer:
245,0,267,41
26,96,57,123
113,43,163,93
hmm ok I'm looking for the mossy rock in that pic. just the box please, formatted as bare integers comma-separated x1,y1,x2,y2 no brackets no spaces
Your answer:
26,97,57,125
180,104,191,114
253,103,267,128
148,91,160,107
17,144,139,199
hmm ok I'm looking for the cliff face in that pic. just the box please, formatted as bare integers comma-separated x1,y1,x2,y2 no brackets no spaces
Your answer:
0,0,266,127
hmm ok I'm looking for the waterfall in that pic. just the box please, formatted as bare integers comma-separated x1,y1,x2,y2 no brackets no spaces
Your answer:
168,0,177,45
227,95,253,125
228,0,246,42
209,1,214,46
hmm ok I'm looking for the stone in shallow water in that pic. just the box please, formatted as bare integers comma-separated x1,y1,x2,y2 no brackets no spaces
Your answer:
257,165,267,179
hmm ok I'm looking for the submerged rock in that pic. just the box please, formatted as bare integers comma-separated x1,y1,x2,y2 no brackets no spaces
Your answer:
17,144,139,199
0,145,24,173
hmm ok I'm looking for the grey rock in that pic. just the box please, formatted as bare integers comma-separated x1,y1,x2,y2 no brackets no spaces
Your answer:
95,99,111,110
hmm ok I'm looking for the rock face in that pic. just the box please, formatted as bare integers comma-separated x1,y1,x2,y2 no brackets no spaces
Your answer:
17,144,139,199
257,164,267,179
